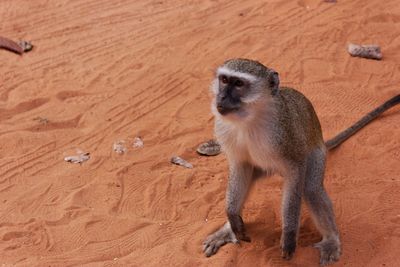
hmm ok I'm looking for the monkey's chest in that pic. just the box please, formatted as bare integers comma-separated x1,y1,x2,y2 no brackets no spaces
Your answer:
219,128,283,172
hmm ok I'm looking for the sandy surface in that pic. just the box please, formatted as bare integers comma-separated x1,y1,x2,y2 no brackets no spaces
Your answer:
1,0,399,266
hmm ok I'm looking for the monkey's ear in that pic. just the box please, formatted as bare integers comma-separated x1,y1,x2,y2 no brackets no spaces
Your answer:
268,71,280,95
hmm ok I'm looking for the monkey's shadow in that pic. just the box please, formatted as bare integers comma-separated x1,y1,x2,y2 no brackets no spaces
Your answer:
246,216,320,249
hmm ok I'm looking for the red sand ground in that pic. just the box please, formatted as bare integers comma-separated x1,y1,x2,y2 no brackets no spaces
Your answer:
0,0,399,266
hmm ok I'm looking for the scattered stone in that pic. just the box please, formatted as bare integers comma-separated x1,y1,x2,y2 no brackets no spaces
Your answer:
133,137,144,148
197,139,221,156
171,156,193,169
113,140,127,154
64,152,90,164
347,43,382,60
33,116,49,124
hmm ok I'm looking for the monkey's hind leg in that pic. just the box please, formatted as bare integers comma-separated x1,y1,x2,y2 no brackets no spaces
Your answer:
304,148,341,266
280,166,305,260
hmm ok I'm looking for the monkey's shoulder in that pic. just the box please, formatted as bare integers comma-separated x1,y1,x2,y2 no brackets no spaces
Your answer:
275,87,323,153
279,87,310,103
277,87,317,114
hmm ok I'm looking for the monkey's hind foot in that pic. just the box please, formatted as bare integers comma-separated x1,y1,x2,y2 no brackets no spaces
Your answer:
313,238,341,266
280,230,297,260
281,249,295,261
203,222,244,257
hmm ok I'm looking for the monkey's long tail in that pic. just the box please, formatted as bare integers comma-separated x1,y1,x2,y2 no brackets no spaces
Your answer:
325,94,400,150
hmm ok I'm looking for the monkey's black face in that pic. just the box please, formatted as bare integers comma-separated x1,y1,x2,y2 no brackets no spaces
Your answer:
216,75,247,115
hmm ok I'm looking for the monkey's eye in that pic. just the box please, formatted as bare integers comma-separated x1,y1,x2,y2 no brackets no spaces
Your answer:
220,75,228,84
235,80,244,87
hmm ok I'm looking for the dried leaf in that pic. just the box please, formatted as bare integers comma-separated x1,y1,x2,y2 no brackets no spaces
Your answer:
0,36,23,54
64,152,90,164
171,156,193,169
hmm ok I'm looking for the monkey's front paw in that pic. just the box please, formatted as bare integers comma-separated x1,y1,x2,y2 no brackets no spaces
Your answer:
203,223,238,257
236,232,251,243
313,239,341,266
228,214,251,243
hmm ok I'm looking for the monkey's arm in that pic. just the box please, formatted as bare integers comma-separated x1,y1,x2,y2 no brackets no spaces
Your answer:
225,161,253,242
203,161,253,257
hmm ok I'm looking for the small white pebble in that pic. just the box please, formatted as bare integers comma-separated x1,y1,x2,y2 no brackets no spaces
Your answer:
113,140,127,154
133,137,144,148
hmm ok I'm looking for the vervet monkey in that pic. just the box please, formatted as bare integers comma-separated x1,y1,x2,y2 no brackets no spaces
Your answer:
202,58,400,265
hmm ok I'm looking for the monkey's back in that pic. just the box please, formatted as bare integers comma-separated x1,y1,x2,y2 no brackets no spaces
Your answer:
274,87,324,160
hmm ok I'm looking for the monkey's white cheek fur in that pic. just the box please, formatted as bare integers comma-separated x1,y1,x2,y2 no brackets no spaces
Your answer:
241,94,260,104
210,79,219,95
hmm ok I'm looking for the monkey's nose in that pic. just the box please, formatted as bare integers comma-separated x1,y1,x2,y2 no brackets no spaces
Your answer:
217,105,227,114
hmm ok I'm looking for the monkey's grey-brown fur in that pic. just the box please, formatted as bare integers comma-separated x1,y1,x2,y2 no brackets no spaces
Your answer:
202,58,400,265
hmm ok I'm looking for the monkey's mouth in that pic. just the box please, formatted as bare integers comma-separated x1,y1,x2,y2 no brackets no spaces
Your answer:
217,105,240,115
